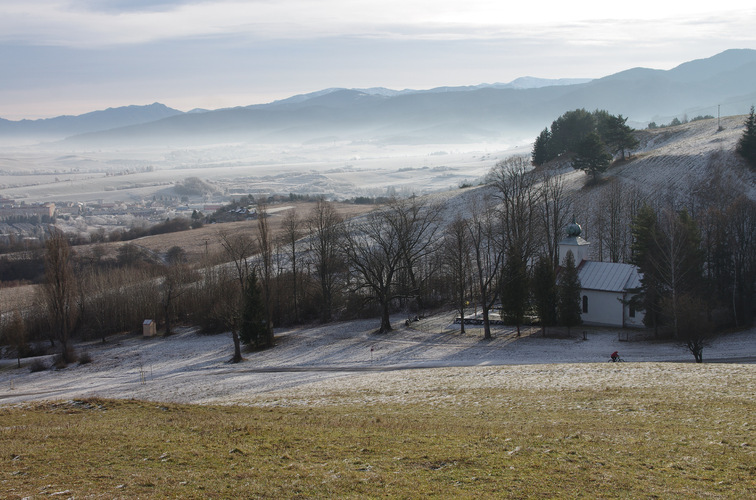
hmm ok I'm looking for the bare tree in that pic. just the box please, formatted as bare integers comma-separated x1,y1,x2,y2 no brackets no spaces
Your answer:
159,261,194,337
594,179,638,263
466,195,504,340
489,156,539,264
280,208,302,323
42,230,78,364
442,216,472,334
5,311,27,368
344,198,441,333
674,293,715,362
385,197,444,312
256,201,274,347
306,199,345,322
218,230,256,363
538,171,572,269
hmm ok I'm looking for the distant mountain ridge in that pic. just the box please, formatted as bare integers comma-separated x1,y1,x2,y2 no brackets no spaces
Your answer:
0,102,183,140
2,49,755,146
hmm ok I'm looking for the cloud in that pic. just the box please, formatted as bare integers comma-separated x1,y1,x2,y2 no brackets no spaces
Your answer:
1,1,754,47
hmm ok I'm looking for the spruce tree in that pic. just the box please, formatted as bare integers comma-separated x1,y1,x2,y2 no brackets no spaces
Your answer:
531,128,552,166
532,255,558,336
630,204,663,334
500,245,529,336
557,250,582,335
736,105,756,168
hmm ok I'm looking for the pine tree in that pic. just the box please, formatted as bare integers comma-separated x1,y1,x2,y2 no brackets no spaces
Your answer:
736,105,756,168
630,204,663,334
572,132,612,183
557,250,582,334
531,128,552,166
500,245,529,336
532,255,557,336
604,114,639,159
239,270,268,350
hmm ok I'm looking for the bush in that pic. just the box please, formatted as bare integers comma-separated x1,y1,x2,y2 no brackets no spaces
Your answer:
29,358,47,373
78,352,93,365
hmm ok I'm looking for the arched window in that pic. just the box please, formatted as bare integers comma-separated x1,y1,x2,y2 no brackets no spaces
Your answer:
582,295,588,314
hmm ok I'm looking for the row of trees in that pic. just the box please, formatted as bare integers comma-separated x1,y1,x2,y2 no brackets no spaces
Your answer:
3,150,755,364
629,188,756,361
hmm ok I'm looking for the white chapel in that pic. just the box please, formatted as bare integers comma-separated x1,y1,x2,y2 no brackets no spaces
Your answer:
558,221,645,328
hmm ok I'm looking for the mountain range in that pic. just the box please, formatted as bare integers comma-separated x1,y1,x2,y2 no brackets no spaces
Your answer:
2,49,755,147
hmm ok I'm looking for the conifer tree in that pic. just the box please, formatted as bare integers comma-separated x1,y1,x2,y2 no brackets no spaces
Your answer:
604,114,639,159
630,204,663,334
532,255,557,336
557,250,582,334
736,105,756,168
500,245,529,336
531,128,551,166
572,132,612,183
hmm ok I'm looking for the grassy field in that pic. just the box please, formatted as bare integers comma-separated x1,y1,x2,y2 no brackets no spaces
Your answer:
2,373,754,499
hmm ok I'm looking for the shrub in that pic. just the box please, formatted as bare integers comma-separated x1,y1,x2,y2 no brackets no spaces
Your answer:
29,358,47,373
78,351,93,365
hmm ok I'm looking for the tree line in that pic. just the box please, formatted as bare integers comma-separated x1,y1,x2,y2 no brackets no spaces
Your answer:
3,147,755,366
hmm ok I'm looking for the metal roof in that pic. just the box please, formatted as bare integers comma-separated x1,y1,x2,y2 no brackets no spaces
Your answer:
577,261,641,292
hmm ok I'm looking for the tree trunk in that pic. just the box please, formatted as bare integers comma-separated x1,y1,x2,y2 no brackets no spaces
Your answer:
482,306,492,340
379,300,392,333
458,300,466,335
231,330,243,363
163,304,172,337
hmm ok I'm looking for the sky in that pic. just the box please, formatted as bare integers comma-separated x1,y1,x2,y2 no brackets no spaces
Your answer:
1,1,755,120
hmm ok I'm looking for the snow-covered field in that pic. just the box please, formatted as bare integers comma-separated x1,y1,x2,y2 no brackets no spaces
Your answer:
1,313,753,407
0,141,528,204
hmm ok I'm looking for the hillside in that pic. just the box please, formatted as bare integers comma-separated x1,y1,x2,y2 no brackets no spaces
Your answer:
528,115,756,215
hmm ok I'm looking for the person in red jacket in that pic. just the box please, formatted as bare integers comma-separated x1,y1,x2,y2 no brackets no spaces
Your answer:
610,351,620,362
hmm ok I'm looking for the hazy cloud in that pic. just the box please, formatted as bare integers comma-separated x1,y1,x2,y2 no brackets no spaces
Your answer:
1,1,754,46
0,0,754,119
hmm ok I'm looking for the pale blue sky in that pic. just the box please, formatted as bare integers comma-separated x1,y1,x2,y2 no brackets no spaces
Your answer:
1,1,755,119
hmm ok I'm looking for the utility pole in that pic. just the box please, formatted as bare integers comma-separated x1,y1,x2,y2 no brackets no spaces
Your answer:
718,104,722,131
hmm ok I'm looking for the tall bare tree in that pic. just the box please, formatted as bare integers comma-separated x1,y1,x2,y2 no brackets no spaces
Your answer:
306,199,345,322
280,208,302,323
42,229,78,364
538,171,572,269
466,195,504,340
489,156,539,264
218,230,256,363
256,201,274,347
442,216,472,334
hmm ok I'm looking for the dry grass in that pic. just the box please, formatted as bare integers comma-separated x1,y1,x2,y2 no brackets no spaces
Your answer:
2,369,753,498
128,201,374,263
